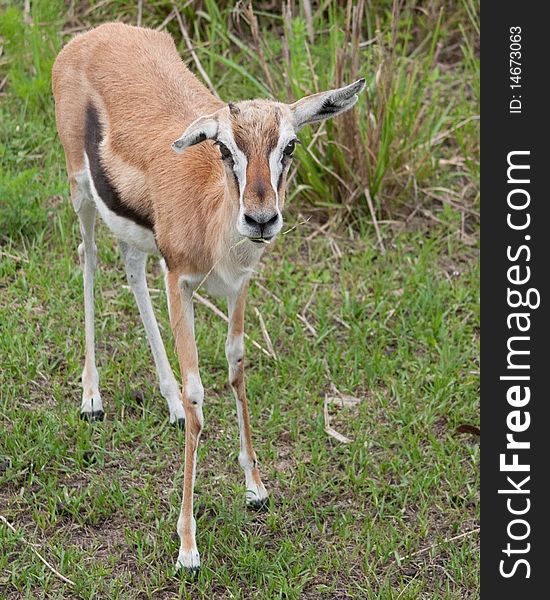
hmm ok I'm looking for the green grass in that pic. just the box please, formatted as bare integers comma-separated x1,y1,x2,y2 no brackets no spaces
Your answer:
1,1,479,598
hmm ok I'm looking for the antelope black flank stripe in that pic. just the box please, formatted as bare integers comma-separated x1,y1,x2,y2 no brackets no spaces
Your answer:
84,103,154,230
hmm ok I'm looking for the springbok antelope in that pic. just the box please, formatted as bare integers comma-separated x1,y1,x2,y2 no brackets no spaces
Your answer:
52,22,365,573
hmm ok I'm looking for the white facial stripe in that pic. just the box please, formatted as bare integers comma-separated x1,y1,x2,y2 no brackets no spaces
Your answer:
269,122,296,209
217,123,247,210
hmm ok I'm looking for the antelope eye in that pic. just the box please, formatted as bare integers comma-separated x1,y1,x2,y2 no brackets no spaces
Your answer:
283,139,296,157
217,142,233,161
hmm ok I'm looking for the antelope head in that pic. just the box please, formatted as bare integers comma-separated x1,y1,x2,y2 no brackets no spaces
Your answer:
172,78,366,243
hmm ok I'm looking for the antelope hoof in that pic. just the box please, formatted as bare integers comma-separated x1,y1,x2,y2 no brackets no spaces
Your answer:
247,496,270,512
80,410,105,422
181,566,199,580
175,549,200,577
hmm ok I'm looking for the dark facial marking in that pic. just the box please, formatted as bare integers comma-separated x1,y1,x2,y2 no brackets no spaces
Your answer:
277,170,284,192
232,171,240,195
85,104,154,230
249,178,267,201
277,161,291,193
216,141,233,162
278,140,296,191
214,141,239,194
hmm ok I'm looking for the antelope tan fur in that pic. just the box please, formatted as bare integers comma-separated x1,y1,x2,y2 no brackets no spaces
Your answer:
52,22,365,573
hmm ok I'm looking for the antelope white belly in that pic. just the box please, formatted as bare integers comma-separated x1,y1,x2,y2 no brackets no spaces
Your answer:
83,155,159,255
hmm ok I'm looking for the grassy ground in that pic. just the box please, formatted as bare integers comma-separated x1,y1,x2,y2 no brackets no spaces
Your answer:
0,1,479,598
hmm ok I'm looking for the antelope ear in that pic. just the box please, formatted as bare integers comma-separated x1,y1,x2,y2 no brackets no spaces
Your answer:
172,113,219,153
289,78,366,130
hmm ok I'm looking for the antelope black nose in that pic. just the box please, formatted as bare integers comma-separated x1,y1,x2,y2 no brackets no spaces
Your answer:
244,212,279,229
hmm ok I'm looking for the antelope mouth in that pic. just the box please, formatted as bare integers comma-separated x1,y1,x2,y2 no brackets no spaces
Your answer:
249,236,273,244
